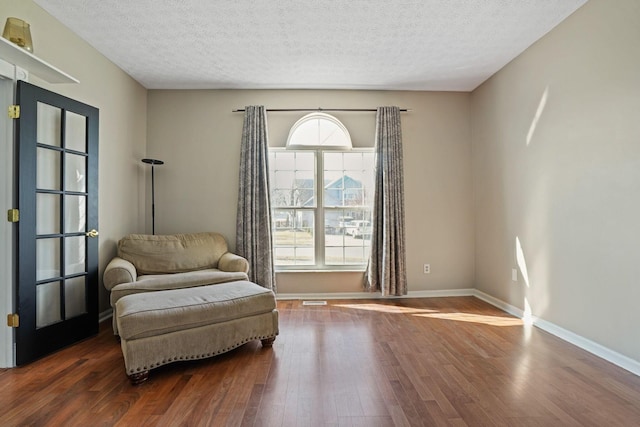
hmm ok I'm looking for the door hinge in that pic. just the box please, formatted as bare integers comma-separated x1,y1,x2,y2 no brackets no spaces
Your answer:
7,209,19,223
8,105,20,119
7,313,19,328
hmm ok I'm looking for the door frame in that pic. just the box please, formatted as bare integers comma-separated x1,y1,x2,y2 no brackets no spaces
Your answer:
0,59,20,368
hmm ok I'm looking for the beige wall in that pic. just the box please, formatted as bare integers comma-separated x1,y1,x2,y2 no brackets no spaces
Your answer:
471,0,640,361
147,89,474,294
3,1,148,312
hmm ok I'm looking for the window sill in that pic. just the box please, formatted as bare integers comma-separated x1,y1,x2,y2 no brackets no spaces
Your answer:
275,269,366,274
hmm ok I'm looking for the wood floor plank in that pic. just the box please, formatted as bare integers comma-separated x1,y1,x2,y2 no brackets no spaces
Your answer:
1,297,640,426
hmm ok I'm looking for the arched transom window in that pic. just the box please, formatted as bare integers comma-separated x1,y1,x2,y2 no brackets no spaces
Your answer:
287,113,352,149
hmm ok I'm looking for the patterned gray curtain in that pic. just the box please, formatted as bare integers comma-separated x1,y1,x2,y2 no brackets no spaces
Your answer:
236,106,276,291
364,106,407,296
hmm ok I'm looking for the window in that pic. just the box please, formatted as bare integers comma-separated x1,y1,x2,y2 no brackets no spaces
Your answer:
269,113,374,269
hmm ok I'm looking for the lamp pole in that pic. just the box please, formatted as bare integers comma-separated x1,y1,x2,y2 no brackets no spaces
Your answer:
142,158,164,234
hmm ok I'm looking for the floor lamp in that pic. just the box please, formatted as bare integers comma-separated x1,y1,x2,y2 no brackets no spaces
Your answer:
142,158,164,234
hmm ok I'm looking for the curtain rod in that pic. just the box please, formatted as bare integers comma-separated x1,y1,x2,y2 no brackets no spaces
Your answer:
232,107,410,113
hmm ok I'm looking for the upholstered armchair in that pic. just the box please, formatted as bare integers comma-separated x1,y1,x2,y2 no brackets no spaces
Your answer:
103,232,249,335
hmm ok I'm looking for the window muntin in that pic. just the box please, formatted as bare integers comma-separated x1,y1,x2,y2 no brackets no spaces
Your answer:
270,114,374,270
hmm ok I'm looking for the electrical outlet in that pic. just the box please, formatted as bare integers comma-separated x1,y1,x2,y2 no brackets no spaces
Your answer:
423,264,431,274
512,268,518,281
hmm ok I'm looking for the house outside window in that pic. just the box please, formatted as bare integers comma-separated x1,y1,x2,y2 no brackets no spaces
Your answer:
269,113,374,269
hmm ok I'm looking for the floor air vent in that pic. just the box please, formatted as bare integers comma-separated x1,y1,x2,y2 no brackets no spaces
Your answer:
302,300,328,306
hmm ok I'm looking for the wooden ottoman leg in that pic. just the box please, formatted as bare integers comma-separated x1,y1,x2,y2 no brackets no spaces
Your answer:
128,370,149,385
261,337,276,347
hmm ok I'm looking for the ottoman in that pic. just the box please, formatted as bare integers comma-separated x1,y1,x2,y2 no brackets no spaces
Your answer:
115,280,279,384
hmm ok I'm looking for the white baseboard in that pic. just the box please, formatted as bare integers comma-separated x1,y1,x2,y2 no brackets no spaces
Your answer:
99,309,113,324
474,290,640,377
276,288,475,301
409,288,476,298
473,290,528,320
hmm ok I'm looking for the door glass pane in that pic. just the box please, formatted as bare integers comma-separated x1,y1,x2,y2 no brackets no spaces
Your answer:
37,147,61,190
64,153,86,192
65,195,86,233
36,281,61,328
36,193,60,235
65,277,86,319
37,238,60,281
65,111,87,153
65,236,86,275
37,102,61,147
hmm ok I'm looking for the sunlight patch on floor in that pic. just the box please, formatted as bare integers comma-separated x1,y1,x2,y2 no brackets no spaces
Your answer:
334,303,437,314
335,303,523,326
414,312,524,327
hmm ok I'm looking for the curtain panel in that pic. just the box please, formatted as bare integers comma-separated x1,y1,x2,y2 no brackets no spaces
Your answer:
365,106,408,296
236,105,276,291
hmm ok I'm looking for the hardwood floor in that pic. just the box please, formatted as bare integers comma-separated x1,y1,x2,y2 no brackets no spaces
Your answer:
1,297,639,426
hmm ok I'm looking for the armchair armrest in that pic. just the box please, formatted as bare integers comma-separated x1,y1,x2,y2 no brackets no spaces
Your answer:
218,252,250,273
103,257,137,291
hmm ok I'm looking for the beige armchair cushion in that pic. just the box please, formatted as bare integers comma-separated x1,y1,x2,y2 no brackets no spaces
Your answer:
109,269,249,304
117,232,232,274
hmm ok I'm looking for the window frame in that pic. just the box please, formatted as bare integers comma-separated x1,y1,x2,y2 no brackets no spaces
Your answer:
270,146,374,271
269,113,374,271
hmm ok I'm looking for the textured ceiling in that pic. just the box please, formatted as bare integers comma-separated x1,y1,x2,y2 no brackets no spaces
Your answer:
33,0,587,91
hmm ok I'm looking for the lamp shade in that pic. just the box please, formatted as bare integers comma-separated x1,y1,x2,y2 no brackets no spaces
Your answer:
142,158,164,166
2,18,33,53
